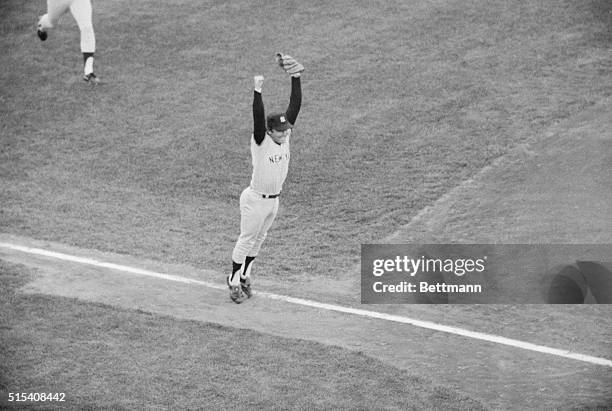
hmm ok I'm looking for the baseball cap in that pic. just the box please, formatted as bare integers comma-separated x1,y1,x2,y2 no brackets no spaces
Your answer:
266,113,293,131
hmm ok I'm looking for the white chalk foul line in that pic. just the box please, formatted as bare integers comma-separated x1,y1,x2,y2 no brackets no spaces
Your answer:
2,241,611,368
0,242,226,291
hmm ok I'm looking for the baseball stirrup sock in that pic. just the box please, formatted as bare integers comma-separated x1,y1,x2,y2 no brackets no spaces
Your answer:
241,256,256,280
229,261,242,286
83,53,94,74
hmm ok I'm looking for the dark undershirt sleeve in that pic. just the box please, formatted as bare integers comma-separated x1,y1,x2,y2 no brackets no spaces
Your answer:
253,91,265,145
285,76,302,126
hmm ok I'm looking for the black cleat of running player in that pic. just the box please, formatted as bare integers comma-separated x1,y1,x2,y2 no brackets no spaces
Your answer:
37,26,47,41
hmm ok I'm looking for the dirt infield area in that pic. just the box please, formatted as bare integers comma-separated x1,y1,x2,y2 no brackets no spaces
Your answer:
1,98,611,410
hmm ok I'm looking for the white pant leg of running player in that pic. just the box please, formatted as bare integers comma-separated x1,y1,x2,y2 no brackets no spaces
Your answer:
38,0,70,29
231,188,279,285
38,0,97,80
69,0,95,53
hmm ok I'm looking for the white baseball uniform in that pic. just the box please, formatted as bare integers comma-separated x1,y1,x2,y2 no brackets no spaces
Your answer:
250,131,291,196
232,131,291,265
39,0,95,53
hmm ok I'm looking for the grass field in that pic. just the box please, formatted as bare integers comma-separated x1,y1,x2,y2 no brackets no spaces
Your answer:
0,260,485,410
2,0,610,279
1,0,612,409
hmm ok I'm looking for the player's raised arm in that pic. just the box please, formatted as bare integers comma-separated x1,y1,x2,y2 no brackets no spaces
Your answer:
275,53,304,126
285,76,302,126
253,75,266,145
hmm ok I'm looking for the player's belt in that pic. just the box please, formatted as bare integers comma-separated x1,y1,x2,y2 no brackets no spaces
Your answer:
261,193,280,199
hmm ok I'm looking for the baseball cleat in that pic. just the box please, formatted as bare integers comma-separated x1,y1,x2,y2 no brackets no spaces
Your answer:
227,275,246,304
229,285,246,304
83,72,100,84
240,276,252,298
37,26,47,41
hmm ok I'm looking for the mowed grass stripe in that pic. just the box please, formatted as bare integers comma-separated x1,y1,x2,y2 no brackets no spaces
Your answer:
2,241,611,368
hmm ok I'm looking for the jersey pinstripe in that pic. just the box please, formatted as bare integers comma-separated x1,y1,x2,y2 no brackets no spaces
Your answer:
249,131,291,195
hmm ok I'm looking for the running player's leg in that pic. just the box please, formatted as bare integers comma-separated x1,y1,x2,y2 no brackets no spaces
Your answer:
69,0,97,80
38,0,71,31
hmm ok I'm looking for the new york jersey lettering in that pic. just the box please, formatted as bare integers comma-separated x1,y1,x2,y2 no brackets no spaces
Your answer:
250,131,291,194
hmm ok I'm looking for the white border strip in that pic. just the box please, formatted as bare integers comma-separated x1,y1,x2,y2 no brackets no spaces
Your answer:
2,241,611,367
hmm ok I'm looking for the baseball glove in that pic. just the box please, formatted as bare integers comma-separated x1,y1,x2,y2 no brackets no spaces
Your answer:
276,53,304,75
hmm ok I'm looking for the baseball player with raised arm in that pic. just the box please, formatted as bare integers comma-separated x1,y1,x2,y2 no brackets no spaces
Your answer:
36,0,99,83
227,53,304,304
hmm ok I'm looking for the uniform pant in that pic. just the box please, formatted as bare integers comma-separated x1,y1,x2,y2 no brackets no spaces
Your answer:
39,0,95,53
232,187,279,265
